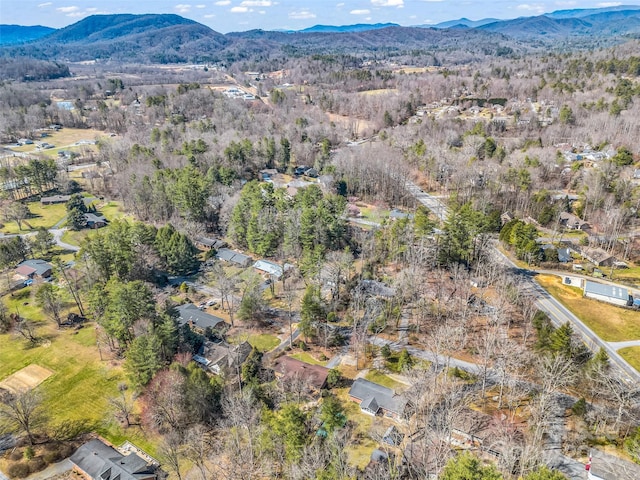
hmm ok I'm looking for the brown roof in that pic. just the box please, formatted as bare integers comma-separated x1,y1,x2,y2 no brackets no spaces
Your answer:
272,356,329,390
15,265,36,277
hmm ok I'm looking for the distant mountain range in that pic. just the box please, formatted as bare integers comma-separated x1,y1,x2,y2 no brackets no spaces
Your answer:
300,23,399,33
0,25,55,45
3,6,640,63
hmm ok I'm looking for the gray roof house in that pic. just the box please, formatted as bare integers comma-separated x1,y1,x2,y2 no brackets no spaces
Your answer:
195,237,226,250
559,212,590,230
580,247,616,267
177,303,226,331
70,439,158,480
194,340,252,375
16,259,53,279
84,213,107,229
216,248,252,267
348,378,407,420
584,281,631,307
253,259,293,279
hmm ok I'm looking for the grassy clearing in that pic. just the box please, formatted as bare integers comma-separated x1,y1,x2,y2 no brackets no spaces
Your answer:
230,333,280,352
0,308,162,455
364,369,405,391
2,202,67,234
289,351,327,366
618,347,640,373
334,386,378,469
612,265,640,285
536,274,640,342
356,205,391,224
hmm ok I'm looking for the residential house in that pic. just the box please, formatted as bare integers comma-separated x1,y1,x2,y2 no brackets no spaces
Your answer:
194,340,252,375
177,303,226,332
451,408,522,458
500,211,513,225
216,248,252,267
583,281,632,307
41,194,71,205
580,246,616,267
389,209,414,221
84,213,107,229
70,438,158,480
253,259,293,280
195,237,226,251
559,212,590,231
348,378,407,420
633,169,640,180
16,259,52,280
558,247,572,263
272,356,330,391
359,280,396,298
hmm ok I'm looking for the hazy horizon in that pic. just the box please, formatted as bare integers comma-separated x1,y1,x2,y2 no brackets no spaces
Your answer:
1,0,637,34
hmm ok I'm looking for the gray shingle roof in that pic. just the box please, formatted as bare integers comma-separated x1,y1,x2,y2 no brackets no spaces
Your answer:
70,439,156,480
216,248,252,266
349,378,406,415
177,304,225,330
17,259,52,277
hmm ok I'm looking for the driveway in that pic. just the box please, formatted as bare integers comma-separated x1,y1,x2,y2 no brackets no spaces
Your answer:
25,459,72,480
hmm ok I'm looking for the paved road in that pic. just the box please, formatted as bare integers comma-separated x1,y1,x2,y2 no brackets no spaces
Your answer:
492,248,640,384
405,181,449,221
0,469,9,480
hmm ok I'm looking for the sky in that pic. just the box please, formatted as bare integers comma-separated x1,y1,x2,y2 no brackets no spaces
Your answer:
0,0,633,33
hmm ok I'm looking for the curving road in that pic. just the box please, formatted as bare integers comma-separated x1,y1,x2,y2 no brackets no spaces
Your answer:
403,179,640,384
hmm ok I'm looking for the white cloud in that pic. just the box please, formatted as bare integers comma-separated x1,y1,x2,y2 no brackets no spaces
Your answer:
175,4,192,13
56,6,79,13
86,7,98,12
214,0,231,5
230,6,250,12
336,2,345,6
241,0,272,6
372,0,403,7
597,1,622,6
67,12,88,17
554,1,576,5
516,3,545,12
289,10,316,19
204,13,216,17
350,9,370,14
259,10,266,14
421,0,444,2
196,4,206,8
38,2,52,7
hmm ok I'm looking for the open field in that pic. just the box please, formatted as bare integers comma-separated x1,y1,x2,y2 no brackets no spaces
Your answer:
618,347,640,372
2,201,67,234
357,88,398,96
612,264,640,286
536,274,640,342
6,128,106,155
0,364,54,393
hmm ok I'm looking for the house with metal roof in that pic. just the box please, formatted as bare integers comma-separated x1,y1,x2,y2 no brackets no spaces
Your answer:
348,378,407,420
583,281,631,307
253,259,293,279
70,439,158,480
177,303,226,332
216,248,252,267
15,259,52,280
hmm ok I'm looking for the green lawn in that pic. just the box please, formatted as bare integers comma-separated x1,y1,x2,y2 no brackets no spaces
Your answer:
98,201,132,221
61,228,99,247
364,369,404,391
612,265,640,286
536,274,640,342
618,347,640,373
230,333,280,352
289,351,327,366
0,308,162,456
2,202,67,234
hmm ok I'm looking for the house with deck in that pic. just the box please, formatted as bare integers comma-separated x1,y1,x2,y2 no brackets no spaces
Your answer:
70,438,159,480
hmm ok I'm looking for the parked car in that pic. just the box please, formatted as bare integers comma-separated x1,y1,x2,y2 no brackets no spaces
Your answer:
23,279,33,287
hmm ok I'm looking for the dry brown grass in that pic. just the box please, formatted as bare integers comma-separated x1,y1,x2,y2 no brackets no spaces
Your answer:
536,274,640,342
0,364,54,393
